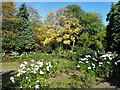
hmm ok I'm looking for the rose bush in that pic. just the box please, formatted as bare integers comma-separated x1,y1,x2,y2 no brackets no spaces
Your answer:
10,60,57,88
76,54,120,79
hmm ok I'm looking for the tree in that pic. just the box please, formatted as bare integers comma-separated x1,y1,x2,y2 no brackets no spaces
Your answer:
67,4,106,52
2,1,19,31
36,23,58,46
66,4,84,25
44,8,82,50
27,5,43,47
2,1,19,52
15,3,35,53
106,1,120,55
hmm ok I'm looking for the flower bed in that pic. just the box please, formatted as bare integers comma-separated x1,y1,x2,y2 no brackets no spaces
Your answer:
10,60,57,88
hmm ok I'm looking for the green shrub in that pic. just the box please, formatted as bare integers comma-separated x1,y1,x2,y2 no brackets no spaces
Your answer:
10,60,57,88
76,53,116,80
55,47,62,53
54,73,96,88
72,45,81,52
2,33,16,51
2,55,9,62
40,46,52,53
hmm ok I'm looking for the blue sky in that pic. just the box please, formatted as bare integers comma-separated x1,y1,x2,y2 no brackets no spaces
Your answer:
14,2,118,26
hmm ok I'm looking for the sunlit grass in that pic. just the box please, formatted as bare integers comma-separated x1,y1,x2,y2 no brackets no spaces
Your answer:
2,62,20,69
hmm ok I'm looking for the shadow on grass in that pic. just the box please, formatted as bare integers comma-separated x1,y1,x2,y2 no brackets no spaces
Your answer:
2,70,18,89
107,59,120,89
108,78,120,88
107,71,120,88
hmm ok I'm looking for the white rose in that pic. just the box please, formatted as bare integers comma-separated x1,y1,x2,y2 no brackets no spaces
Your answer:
20,64,25,68
26,77,28,79
115,62,117,65
31,60,34,62
17,73,21,77
99,62,103,64
88,67,91,69
24,61,28,64
86,61,88,63
36,80,39,83
35,85,39,89
40,70,44,74
46,66,49,71
77,65,80,68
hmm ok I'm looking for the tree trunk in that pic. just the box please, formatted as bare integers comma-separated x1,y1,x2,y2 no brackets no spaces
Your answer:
72,42,75,52
60,42,62,50
95,50,97,58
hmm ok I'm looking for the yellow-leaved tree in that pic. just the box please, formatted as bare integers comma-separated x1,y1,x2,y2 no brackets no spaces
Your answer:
44,8,82,51
2,0,20,51
36,23,59,46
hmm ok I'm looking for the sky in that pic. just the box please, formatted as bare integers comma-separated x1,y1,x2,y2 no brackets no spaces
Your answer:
14,2,118,26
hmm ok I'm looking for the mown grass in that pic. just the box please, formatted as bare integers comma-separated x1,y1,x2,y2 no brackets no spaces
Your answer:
47,77,73,88
2,62,20,69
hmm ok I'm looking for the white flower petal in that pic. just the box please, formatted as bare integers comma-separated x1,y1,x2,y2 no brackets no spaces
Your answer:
20,64,25,68
88,67,91,69
24,61,28,64
17,73,21,77
115,62,117,65
35,85,39,89
31,60,34,62
40,70,44,74
77,65,80,68
46,66,49,71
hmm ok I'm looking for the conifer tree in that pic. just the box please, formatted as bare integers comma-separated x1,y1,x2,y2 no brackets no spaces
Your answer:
106,1,120,55
16,3,35,52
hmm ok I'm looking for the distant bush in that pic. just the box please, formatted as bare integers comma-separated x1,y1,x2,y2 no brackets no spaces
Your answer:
40,46,52,53
2,33,16,52
72,45,82,52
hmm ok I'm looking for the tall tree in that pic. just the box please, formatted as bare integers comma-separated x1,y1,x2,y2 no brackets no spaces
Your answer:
66,4,84,25
27,5,43,47
67,4,106,52
2,1,19,31
2,1,19,51
106,1,120,55
15,3,35,53
44,8,82,50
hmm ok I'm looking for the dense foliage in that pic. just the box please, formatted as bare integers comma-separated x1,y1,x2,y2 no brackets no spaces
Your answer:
15,3,35,53
2,2,107,53
106,1,120,55
67,4,106,52
2,1,19,52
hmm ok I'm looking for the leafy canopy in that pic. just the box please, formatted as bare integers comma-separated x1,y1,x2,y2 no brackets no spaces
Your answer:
106,1,120,55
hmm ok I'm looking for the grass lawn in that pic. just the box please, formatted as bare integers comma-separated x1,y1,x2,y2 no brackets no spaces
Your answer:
2,62,20,74
2,62,20,69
